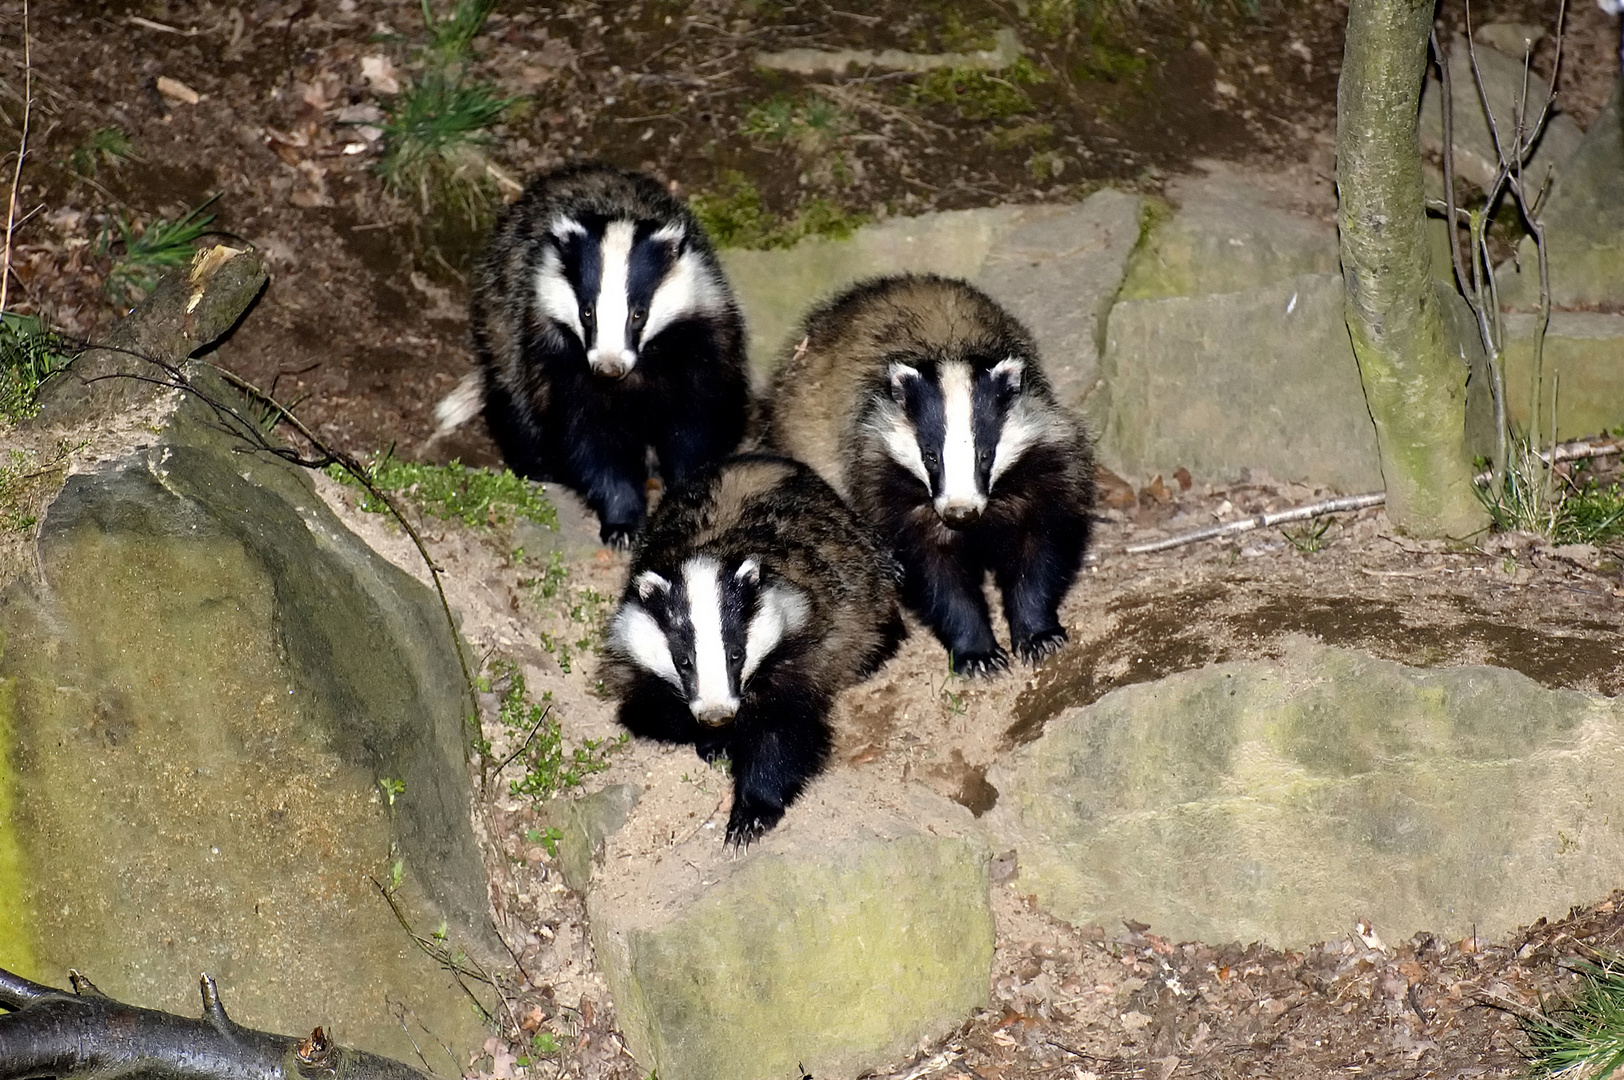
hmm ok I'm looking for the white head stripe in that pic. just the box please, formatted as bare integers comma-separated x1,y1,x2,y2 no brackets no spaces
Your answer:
937,360,984,514
868,400,928,486
609,605,680,690
989,400,1057,490
534,248,584,342
643,250,724,343
682,557,737,715
742,585,810,683
588,220,637,372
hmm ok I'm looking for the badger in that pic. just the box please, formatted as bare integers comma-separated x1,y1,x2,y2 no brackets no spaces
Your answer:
604,453,905,846
765,274,1095,678
467,163,750,547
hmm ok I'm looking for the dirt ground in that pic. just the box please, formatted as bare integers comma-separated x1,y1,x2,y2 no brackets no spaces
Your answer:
5,0,1624,1076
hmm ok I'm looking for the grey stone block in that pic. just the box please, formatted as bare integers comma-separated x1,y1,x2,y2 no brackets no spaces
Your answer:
984,641,1624,948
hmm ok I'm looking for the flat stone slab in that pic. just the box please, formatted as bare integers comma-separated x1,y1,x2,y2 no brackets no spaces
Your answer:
719,189,1142,415
1098,273,1384,491
588,771,992,1080
1500,78,1624,311
984,641,1624,948
1501,311,1624,438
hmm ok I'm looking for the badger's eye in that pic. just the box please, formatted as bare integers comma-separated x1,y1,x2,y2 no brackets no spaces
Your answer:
922,450,940,469
676,657,693,673
977,448,992,466
581,306,595,323
630,307,647,324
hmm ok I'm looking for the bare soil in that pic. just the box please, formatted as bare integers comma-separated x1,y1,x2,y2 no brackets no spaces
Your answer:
4,0,1624,1077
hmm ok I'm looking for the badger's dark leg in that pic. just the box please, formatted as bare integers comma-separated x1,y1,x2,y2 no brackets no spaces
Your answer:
990,513,1087,664
616,677,704,745
724,677,832,847
557,392,649,548
897,529,1006,678
480,383,554,481
854,605,907,680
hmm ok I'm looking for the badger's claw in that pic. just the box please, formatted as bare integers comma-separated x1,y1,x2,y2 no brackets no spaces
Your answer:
1014,627,1069,665
952,646,1010,679
725,801,782,849
599,523,639,551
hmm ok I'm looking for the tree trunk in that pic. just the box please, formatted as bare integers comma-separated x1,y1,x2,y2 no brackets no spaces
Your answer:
1337,0,1488,537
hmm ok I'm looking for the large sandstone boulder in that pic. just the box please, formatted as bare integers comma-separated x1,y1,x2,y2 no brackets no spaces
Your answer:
718,189,1143,413
984,641,1624,948
0,253,492,1062
586,769,993,1080
1500,312,1624,438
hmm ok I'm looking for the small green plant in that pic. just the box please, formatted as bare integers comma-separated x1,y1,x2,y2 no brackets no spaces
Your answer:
525,825,564,857
326,453,558,529
489,659,626,805
70,126,134,177
741,93,851,154
536,549,568,599
911,58,1047,120
378,69,512,221
690,173,866,250
0,312,72,423
1477,442,1624,547
1073,41,1148,82
102,195,220,306
378,776,407,806
379,0,513,223
531,1032,561,1055
1281,517,1332,554
1520,956,1624,1080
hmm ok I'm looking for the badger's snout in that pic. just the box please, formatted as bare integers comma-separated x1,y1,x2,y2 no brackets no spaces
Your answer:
588,349,636,379
690,698,739,727
936,494,986,528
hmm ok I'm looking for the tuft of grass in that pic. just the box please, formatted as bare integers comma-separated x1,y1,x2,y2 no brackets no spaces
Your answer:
1477,442,1624,547
326,453,558,529
1521,957,1624,1080
1073,41,1148,82
0,312,72,423
378,69,513,222
690,172,866,250
911,57,1047,120
70,126,134,177
101,195,220,307
740,93,851,155
378,0,512,229
488,659,626,806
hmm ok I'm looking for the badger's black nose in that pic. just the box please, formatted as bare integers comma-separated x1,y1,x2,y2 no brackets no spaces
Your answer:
941,503,982,528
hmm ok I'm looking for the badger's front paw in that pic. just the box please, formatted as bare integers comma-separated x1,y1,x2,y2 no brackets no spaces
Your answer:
1014,627,1068,665
725,799,784,849
952,645,1010,679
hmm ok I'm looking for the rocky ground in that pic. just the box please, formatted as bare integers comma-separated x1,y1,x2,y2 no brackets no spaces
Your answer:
4,0,1623,1077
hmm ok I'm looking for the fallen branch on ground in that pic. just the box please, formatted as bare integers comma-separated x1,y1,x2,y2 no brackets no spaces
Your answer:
1121,438,1624,555
0,966,432,1080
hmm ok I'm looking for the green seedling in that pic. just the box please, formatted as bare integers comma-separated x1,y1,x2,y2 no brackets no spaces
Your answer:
911,58,1046,120
741,93,851,154
70,126,134,177
1520,956,1624,1080
101,195,221,306
378,69,513,221
488,659,626,806
0,311,72,423
1281,517,1332,554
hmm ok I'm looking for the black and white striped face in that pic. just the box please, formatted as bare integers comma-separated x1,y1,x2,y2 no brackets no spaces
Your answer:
609,556,811,726
533,214,725,379
873,356,1038,527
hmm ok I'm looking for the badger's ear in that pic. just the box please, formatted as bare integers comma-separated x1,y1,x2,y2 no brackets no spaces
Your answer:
634,570,672,601
651,221,686,247
990,356,1025,391
735,557,761,587
888,363,922,408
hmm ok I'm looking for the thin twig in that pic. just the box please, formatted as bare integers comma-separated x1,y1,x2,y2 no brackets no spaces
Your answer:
492,704,553,775
1122,494,1386,554
1,0,31,314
